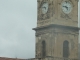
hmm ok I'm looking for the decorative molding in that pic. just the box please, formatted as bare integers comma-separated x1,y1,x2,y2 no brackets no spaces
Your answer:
60,13,71,20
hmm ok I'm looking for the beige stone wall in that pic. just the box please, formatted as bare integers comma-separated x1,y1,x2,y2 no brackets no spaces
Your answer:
35,0,79,59
35,26,79,59
35,27,54,58
54,27,78,58
37,0,78,27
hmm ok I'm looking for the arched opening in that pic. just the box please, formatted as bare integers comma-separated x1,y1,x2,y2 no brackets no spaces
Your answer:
42,40,46,58
63,40,69,58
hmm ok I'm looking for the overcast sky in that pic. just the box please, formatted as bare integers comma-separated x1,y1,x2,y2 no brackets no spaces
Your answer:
0,0,80,59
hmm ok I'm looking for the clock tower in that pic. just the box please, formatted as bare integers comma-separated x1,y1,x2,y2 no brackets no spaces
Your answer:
33,0,79,59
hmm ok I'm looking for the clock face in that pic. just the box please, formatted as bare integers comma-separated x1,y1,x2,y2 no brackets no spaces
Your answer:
61,1,72,14
41,2,48,14
38,1,54,20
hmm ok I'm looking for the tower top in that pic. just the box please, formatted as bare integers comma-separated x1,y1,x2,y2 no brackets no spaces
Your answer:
37,0,78,28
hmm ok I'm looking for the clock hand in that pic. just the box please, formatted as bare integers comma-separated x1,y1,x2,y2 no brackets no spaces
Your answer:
63,6,68,10
65,6,68,10
63,6,66,7
42,7,46,10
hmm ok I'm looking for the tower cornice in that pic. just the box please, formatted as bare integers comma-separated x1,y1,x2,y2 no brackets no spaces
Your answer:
33,24,79,31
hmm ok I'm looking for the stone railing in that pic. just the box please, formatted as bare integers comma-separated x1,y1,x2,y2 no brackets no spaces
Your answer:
21,57,78,60
45,57,78,60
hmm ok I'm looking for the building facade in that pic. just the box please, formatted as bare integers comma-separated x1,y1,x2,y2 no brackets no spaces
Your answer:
33,0,79,59
0,0,79,60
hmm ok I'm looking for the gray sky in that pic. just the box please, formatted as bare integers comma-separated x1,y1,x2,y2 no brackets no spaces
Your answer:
0,0,37,59
0,0,80,59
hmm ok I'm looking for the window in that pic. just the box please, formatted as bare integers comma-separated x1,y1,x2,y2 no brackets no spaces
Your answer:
63,40,69,58
42,40,46,58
